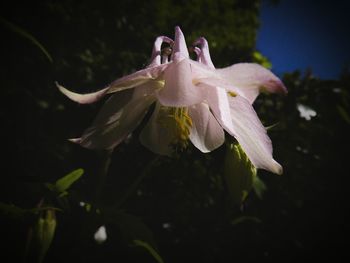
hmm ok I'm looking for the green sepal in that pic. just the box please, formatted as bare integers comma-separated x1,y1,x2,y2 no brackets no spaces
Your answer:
34,209,57,263
46,168,84,195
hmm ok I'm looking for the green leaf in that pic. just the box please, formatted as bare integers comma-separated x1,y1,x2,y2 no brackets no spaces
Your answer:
0,16,53,63
0,202,26,219
105,209,162,262
0,202,61,220
54,168,84,193
133,240,165,263
252,51,272,69
85,203,92,212
58,191,68,198
45,183,55,192
224,142,257,206
231,216,262,225
107,210,158,251
337,105,350,124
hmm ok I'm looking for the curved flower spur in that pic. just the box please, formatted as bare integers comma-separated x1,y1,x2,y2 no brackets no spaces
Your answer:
57,26,287,175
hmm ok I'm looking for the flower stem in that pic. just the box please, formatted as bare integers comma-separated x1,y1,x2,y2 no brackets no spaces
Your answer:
95,149,113,203
114,156,160,209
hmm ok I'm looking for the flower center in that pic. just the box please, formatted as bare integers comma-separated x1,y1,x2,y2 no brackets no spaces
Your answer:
172,107,193,148
157,106,193,150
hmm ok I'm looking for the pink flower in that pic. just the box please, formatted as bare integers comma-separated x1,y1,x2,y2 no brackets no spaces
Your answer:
57,26,286,174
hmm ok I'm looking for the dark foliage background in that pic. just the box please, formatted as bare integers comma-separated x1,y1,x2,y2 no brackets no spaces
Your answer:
0,0,349,262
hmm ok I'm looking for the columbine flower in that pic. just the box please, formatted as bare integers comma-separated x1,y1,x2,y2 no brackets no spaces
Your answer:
57,26,286,174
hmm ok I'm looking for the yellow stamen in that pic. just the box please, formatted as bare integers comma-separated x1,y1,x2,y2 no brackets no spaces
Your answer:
228,91,237,97
157,106,193,150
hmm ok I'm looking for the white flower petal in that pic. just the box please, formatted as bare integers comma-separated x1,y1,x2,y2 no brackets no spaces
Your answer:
216,63,287,104
228,95,283,175
157,56,205,107
190,59,217,79
107,63,168,94
200,84,235,135
56,64,167,105
75,87,155,150
56,82,109,104
90,90,133,127
188,103,225,152
139,102,175,156
193,37,215,69
172,26,189,58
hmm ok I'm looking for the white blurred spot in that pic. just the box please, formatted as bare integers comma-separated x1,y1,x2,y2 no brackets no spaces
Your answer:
56,104,65,111
94,225,107,244
296,146,309,154
79,201,85,207
162,222,171,229
297,103,317,120
37,100,49,109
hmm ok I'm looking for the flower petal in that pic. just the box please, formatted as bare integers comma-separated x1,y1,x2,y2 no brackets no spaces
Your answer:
74,87,155,150
190,39,236,136
56,82,109,104
216,63,287,104
106,63,168,94
139,102,175,156
228,95,283,175
172,26,189,58
149,36,173,67
157,55,205,107
90,90,133,127
193,47,202,62
198,83,235,134
193,37,215,69
190,59,217,79
188,103,225,152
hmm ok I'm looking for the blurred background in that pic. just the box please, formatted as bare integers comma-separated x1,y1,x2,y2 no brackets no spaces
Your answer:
0,0,349,262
